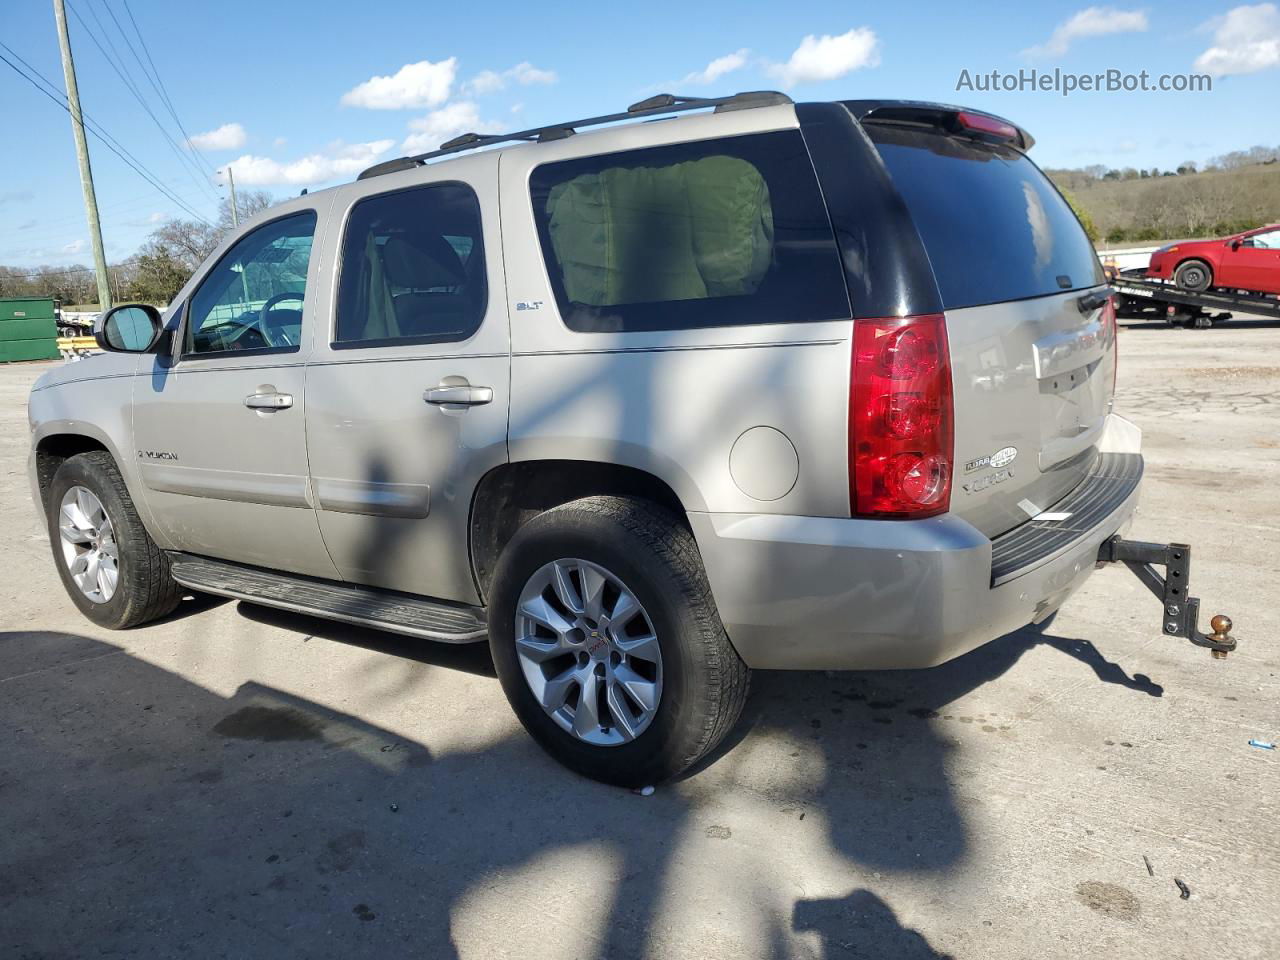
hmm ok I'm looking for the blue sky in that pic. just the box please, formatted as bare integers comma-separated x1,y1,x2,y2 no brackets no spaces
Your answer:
2,0,1278,268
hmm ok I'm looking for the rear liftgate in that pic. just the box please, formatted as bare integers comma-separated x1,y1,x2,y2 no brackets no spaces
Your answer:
1096,537,1238,658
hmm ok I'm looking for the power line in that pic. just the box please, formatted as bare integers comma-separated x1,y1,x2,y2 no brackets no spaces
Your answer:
0,41,213,224
65,0,220,204
0,47,214,226
115,0,219,180
2,259,141,281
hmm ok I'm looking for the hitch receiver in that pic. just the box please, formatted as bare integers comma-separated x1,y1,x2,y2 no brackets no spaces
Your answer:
1097,537,1236,657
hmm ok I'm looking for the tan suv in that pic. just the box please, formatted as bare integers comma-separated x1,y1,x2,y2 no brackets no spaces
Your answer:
29,92,1229,785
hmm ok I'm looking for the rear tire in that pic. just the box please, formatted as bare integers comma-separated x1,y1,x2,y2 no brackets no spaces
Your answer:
488,496,749,786
46,451,181,629
1174,259,1212,292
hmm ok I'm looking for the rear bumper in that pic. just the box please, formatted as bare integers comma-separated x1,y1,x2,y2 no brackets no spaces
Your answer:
690,414,1142,670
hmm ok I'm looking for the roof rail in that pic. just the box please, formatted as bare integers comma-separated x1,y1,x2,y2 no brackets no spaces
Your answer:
357,90,792,180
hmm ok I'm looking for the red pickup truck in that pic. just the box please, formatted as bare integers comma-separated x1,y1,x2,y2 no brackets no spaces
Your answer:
1147,225,1280,295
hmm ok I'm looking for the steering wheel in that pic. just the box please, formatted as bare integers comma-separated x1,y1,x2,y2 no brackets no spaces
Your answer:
257,292,304,347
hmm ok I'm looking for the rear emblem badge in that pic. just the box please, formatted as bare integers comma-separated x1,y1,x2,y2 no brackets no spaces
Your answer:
966,446,1018,473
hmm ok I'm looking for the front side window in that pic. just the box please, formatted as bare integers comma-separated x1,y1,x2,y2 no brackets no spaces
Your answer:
529,131,850,333
1244,228,1280,250
335,183,486,346
186,212,316,355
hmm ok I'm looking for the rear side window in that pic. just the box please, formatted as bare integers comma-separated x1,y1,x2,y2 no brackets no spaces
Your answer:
867,125,1103,309
335,183,486,347
529,130,850,333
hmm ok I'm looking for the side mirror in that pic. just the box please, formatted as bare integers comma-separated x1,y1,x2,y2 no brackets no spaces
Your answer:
95,303,164,353
1230,239,1242,251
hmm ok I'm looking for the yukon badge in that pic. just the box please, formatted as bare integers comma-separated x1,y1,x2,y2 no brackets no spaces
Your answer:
965,446,1018,473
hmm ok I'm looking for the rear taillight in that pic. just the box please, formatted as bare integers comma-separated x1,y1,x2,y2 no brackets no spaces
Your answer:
850,315,954,518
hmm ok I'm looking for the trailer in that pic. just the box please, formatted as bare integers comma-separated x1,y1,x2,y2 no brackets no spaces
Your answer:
1113,273,1280,328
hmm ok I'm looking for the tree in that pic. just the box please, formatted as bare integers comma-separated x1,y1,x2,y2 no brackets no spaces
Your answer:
217,189,274,232
1060,188,1099,242
1177,161,1197,175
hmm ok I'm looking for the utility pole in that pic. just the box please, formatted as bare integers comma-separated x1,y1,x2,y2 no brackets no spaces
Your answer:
226,166,239,228
52,0,111,310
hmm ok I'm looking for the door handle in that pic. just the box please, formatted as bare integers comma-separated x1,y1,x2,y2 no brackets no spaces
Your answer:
424,385,493,406
244,392,294,410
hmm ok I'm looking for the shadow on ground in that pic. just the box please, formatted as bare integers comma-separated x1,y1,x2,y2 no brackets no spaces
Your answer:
0,619,1160,958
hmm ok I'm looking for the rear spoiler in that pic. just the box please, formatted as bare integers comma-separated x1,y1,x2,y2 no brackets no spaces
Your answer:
842,100,1034,152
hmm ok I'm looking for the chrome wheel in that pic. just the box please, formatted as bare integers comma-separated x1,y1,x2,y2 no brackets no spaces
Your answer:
58,486,118,604
514,558,663,746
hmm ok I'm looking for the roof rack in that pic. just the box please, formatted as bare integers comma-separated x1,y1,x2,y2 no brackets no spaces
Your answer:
357,90,792,180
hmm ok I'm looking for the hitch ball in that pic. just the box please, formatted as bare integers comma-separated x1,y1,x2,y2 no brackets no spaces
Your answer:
1209,615,1235,659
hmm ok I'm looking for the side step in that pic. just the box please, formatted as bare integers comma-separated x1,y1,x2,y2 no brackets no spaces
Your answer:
168,553,488,643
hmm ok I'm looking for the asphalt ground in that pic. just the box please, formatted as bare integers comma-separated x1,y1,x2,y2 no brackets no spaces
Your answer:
2,316,1276,959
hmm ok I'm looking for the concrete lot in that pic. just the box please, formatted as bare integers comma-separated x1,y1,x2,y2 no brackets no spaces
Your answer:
1,317,1277,959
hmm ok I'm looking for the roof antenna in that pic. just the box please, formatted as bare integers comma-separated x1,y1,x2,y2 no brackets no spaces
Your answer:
299,188,308,196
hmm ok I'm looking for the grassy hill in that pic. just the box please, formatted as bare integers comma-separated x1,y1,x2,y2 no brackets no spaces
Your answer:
1046,163,1280,244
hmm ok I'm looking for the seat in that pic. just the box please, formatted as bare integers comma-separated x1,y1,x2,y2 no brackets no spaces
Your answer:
380,233,476,338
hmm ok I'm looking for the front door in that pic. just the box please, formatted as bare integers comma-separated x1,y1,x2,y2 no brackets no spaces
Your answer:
304,160,509,603
133,203,340,579
1230,227,1280,294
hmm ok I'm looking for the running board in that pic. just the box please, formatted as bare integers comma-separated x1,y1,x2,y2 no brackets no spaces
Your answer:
167,553,488,643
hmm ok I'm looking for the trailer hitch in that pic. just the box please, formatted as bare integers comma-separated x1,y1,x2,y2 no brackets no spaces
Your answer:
1097,536,1236,658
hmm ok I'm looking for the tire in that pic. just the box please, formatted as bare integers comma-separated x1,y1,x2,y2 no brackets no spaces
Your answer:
488,496,749,786
1174,259,1213,292
46,451,181,629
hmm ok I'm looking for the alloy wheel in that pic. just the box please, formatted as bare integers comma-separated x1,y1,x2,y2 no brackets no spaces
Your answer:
58,486,119,604
514,558,663,746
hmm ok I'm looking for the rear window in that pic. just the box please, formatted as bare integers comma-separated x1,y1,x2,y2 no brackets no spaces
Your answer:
529,130,850,333
867,125,1103,309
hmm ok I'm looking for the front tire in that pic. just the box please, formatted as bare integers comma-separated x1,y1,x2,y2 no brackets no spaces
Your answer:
46,451,181,629
488,496,749,786
1174,259,1212,292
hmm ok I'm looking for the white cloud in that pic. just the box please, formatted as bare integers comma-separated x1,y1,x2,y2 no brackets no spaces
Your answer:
62,239,85,254
681,49,751,86
768,29,880,87
188,122,247,151
340,58,456,109
148,211,164,224
509,62,556,86
1022,7,1149,58
467,70,505,95
463,61,557,95
402,102,500,153
273,136,288,148
1194,3,1280,76
226,140,396,186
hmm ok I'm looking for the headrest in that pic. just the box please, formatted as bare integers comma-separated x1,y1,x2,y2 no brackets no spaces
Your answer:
381,233,466,289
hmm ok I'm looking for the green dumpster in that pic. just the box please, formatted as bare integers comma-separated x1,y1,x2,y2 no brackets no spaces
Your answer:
0,297,61,362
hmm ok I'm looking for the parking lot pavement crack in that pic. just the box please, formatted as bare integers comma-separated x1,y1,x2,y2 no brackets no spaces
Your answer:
0,648,124,684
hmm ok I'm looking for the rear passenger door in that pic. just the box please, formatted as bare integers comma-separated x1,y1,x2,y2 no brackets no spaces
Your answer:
304,156,509,604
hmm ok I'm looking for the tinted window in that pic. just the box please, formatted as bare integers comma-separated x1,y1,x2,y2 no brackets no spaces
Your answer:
530,131,850,333
867,125,1104,309
186,212,315,355
336,183,486,346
